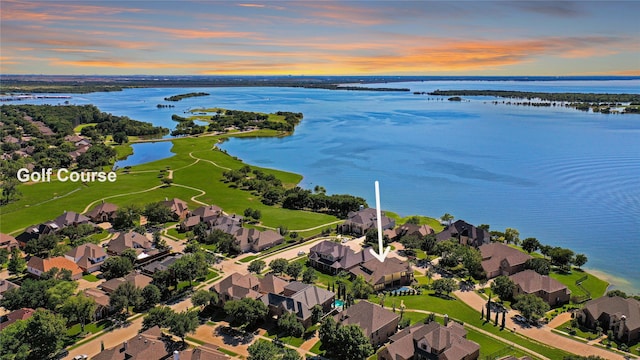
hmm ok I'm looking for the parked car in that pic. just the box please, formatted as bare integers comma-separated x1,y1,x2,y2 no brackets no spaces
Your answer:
514,314,528,324
298,250,306,256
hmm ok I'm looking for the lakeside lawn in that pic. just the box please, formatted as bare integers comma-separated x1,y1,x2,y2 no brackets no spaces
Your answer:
549,268,609,299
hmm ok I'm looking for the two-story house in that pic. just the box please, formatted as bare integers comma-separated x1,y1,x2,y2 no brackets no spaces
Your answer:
64,243,108,273
335,301,400,347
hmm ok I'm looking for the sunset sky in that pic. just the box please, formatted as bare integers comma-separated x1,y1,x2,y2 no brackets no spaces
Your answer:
1,0,639,76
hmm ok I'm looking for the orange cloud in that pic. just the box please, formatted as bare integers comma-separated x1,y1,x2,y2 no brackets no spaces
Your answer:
294,2,388,26
111,24,260,40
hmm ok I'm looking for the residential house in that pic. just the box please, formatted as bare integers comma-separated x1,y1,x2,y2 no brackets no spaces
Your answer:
0,308,35,331
141,253,183,275
479,243,532,279
509,270,570,307
263,282,335,327
578,296,640,343
435,220,490,248
234,228,284,253
0,233,19,251
350,257,414,291
64,243,108,273
259,273,289,295
0,279,20,300
339,207,395,235
83,288,112,320
15,221,61,246
163,198,189,220
53,211,93,228
100,271,153,294
378,321,480,360
210,272,262,304
92,326,169,360
393,222,435,241
335,300,400,347
308,240,375,274
26,256,83,280
107,231,163,262
177,343,231,360
86,202,118,223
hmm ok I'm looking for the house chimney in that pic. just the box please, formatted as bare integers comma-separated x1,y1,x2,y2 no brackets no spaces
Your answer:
444,314,449,326
123,341,128,350
618,315,626,340
174,350,180,360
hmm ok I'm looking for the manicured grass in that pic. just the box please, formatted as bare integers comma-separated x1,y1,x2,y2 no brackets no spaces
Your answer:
82,274,100,282
264,328,305,347
1,133,336,235
465,327,532,358
554,320,599,340
217,347,240,357
309,340,323,355
166,227,187,240
384,211,443,232
240,255,259,263
549,269,609,299
185,336,205,345
114,143,133,160
66,319,112,337
73,123,97,132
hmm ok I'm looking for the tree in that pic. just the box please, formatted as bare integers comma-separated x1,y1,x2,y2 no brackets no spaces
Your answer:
286,261,304,280
349,275,374,299
46,280,78,310
278,312,304,338
491,276,516,301
440,213,454,226
573,254,588,269
143,202,174,225
224,298,268,329
522,237,541,253
399,234,423,255
24,234,58,257
302,267,317,284
513,294,550,322
0,318,30,360
110,282,141,315
168,311,199,343
248,259,266,274
102,256,133,280
0,248,9,266
191,289,214,308
281,349,302,360
113,204,141,230
153,231,169,251
248,340,279,360
7,247,26,274
330,324,374,360
171,252,209,287
319,316,339,347
432,278,457,296
422,234,437,254
606,289,628,298
269,258,289,275
311,304,323,324
549,247,574,270
24,309,67,360
113,131,128,144
525,258,551,275
504,228,520,245
59,294,97,333
143,306,174,329
540,244,553,259
140,284,162,310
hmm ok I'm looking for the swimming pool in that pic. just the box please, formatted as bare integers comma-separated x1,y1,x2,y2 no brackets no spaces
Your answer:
334,299,344,308
390,286,414,295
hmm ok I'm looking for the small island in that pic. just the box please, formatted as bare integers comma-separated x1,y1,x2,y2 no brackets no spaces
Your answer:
427,90,640,114
164,92,210,102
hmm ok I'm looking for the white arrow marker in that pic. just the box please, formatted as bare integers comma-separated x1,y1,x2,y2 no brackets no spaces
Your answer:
369,180,391,263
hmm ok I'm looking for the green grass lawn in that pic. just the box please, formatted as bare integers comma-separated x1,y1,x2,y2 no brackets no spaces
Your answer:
549,269,609,299
114,143,134,160
264,328,306,347
240,255,259,263
166,227,187,240
309,340,323,355
66,319,112,337
82,274,100,282
554,320,599,340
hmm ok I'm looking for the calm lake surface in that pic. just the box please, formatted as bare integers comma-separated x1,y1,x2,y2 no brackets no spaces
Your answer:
8,79,640,292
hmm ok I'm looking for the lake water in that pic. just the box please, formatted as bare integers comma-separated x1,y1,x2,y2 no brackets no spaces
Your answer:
114,141,174,168
6,79,640,292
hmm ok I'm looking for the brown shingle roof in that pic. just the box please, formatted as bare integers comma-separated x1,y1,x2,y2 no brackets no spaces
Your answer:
107,231,152,256
509,270,568,294
65,243,108,270
479,243,532,275
211,272,262,301
349,257,412,286
583,296,640,332
336,300,399,338
384,322,479,360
